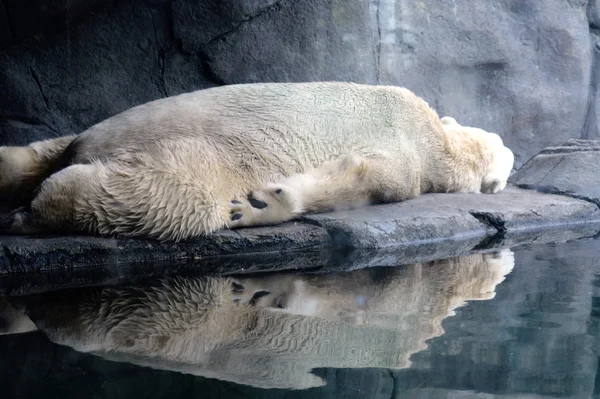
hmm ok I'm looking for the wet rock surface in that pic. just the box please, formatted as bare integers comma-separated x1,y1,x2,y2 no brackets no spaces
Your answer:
1,185,600,295
302,186,600,247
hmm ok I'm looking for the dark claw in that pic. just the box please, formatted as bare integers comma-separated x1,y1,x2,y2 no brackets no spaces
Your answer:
231,213,243,221
248,197,267,209
251,290,270,300
231,200,242,204
249,290,271,305
232,281,244,291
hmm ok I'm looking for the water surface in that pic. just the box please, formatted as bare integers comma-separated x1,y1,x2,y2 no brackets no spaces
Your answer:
1,237,600,398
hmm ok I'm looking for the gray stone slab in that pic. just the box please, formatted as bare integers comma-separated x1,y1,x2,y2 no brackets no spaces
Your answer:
302,186,600,248
1,184,599,293
0,223,331,274
2,221,600,297
511,139,600,206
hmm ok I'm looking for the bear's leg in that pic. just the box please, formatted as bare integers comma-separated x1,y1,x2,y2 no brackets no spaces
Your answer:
0,162,103,235
0,135,76,210
1,161,234,240
228,154,418,228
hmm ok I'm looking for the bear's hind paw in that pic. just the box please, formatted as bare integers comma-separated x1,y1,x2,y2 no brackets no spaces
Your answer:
228,195,269,228
227,184,298,229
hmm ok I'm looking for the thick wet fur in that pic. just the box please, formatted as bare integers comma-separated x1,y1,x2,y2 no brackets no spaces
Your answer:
0,82,514,241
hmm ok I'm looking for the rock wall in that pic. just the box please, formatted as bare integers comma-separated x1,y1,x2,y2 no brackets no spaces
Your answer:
0,0,598,167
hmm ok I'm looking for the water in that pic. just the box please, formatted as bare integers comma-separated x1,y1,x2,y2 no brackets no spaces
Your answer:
1,237,600,398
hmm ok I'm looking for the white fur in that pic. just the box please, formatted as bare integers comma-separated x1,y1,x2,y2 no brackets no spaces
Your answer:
0,83,514,241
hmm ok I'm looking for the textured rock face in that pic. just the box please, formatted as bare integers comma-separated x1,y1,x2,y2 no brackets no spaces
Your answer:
375,0,592,167
0,0,597,167
510,139,600,205
586,0,600,140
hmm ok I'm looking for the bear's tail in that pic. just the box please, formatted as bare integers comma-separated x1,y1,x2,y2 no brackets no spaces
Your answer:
0,134,77,211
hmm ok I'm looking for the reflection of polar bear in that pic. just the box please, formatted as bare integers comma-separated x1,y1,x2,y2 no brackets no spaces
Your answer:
0,249,514,390
0,82,514,241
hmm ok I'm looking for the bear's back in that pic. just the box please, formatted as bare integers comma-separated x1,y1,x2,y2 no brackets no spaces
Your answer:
69,82,437,170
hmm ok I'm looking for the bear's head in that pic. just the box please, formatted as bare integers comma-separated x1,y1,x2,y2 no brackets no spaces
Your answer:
440,116,514,194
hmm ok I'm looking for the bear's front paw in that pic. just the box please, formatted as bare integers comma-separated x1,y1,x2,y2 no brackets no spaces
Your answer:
228,184,299,229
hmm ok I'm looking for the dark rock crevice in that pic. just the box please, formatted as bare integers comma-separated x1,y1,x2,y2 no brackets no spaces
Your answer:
7,67,60,136
373,0,382,84
203,0,285,47
471,232,506,252
582,32,600,139
28,67,49,111
27,67,58,134
297,216,358,249
539,156,566,182
175,0,288,87
468,211,507,234
149,8,169,98
516,183,600,210
585,0,600,139
0,0,15,39
150,0,224,90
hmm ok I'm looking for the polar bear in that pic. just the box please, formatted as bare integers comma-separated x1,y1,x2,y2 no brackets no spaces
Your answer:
0,82,514,241
0,249,514,390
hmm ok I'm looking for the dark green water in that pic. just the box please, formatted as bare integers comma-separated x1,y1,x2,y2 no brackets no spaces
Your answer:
1,237,600,399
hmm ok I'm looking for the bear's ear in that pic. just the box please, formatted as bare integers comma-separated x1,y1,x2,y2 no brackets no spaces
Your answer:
441,116,458,126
